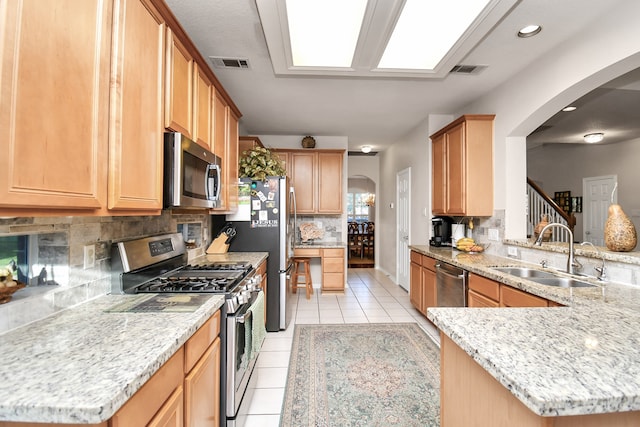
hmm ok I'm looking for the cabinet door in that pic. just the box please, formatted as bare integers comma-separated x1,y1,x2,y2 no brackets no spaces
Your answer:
317,152,343,213
212,90,228,210
184,338,220,427
148,386,184,427
0,0,111,210
410,261,423,311
291,152,316,213
468,289,499,308
108,0,165,211
165,28,193,137
446,122,466,215
431,134,447,215
226,109,239,212
193,64,212,150
422,266,437,311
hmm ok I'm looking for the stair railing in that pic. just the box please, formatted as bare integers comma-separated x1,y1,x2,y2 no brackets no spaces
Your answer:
527,178,576,243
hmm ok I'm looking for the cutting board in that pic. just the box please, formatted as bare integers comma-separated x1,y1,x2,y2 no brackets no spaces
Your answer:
206,233,229,254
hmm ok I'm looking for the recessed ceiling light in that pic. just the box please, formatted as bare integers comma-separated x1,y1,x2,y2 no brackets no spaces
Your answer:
562,106,577,112
517,25,542,38
361,145,372,153
584,133,604,143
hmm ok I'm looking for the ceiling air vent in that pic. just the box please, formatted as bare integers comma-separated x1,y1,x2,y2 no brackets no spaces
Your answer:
209,56,250,70
450,64,487,75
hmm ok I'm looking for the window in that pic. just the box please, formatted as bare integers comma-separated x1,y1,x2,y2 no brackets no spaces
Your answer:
347,192,371,222
0,235,29,283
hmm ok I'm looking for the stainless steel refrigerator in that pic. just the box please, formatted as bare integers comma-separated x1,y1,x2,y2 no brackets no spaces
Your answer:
221,176,296,332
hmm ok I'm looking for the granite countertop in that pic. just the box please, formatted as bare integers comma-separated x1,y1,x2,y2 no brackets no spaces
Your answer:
0,294,225,424
409,244,640,417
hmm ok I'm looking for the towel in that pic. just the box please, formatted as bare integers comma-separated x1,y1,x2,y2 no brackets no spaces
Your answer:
249,291,267,360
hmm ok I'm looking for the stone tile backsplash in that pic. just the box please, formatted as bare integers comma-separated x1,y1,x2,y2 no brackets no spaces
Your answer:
0,212,211,334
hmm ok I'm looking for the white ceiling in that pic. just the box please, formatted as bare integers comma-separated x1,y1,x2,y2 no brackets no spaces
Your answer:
165,0,636,152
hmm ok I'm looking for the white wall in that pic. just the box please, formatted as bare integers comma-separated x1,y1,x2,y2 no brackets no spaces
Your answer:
377,115,452,278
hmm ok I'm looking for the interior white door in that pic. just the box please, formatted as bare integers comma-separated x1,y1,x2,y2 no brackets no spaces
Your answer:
397,168,411,291
583,175,617,245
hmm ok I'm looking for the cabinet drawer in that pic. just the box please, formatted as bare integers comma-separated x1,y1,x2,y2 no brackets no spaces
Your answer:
500,285,548,307
468,289,500,308
410,251,422,264
323,257,344,273
184,310,220,373
421,255,436,271
323,248,344,257
294,248,321,257
322,272,344,290
469,273,500,301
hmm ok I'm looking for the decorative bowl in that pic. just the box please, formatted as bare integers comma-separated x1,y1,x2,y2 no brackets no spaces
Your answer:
0,282,26,304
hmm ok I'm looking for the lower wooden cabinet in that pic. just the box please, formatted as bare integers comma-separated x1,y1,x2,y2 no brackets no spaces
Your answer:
184,338,220,427
322,248,345,292
500,285,548,307
293,247,346,293
111,347,185,427
149,386,184,427
256,259,268,324
468,273,557,308
409,251,437,316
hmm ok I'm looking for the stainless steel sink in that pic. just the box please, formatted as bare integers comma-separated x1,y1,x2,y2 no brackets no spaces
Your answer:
492,267,557,279
529,277,596,288
492,267,596,288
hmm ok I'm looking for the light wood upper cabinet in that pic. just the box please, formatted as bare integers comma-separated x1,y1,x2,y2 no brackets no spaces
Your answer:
108,0,165,212
211,90,239,213
291,151,317,213
165,28,194,138
317,151,343,213
274,149,344,214
193,64,213,150
0,0,112,211
430,115,494,216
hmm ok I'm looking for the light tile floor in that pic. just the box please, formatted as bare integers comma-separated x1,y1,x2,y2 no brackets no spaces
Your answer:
239,267,440,427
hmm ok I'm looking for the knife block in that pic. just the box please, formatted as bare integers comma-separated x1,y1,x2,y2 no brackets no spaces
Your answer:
206,234,230,254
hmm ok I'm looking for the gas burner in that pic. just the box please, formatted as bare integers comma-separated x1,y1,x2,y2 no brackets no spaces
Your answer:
186,261,252,271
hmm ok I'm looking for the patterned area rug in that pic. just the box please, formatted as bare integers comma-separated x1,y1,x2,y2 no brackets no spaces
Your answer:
280,323,440,427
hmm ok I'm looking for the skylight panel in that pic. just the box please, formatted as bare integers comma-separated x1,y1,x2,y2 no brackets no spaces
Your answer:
378,0,492,70
286,0,367,67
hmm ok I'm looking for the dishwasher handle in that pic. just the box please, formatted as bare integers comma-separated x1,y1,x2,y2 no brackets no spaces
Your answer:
435,262,466,279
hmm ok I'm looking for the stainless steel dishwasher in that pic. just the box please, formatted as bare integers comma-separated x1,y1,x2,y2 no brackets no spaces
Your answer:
435,261,469,307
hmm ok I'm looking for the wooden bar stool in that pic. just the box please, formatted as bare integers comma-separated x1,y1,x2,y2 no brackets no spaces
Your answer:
291,257,313,299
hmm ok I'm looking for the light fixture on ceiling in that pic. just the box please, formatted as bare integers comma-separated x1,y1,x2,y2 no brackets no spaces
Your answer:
361,145,372,153
377,0,491,70
286,0,367,67
584,133,604,143
562,106,577,112
517,25,542,38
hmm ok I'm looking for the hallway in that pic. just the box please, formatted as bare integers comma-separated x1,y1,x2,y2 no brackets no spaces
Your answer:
238,267,440,426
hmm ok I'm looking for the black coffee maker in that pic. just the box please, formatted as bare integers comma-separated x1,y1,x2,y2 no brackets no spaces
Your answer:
430,216,453,247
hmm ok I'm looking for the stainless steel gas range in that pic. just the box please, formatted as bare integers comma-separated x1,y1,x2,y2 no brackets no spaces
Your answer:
110,233,264,427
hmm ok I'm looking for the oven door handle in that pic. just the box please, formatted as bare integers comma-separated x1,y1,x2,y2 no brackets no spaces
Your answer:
236,310,252,324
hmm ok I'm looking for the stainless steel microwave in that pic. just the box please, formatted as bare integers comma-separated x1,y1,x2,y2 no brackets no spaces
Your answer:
164,132,221,209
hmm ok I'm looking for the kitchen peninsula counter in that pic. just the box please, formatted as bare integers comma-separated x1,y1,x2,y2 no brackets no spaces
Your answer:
410,244,640,423
0,294,225,424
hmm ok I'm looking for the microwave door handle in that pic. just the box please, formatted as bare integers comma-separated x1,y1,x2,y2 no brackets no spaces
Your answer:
205,164,220,201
